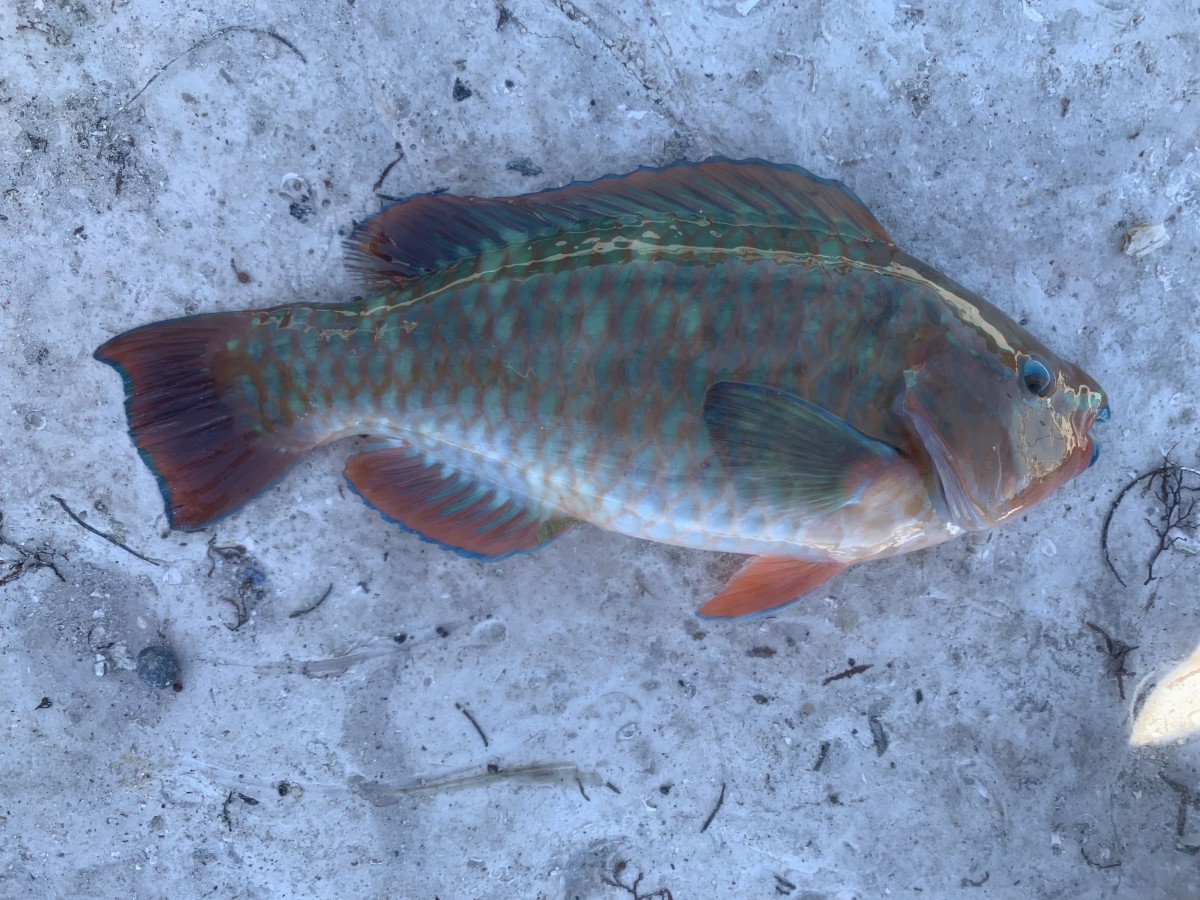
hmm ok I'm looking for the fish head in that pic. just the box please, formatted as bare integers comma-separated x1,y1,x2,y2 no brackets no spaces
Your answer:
899,323,1109,531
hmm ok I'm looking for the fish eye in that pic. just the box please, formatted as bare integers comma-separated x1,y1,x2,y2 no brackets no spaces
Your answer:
1021,358,1054,397
1095,403,1111,424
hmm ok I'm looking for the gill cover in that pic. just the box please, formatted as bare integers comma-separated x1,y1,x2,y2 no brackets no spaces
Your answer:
900,344,1101,530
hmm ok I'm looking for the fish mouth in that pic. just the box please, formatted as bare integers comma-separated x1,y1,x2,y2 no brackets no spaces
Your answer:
1086,401,1111,468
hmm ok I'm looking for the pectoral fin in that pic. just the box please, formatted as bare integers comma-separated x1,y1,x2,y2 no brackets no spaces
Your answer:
697,556,848,619
702,381,902,516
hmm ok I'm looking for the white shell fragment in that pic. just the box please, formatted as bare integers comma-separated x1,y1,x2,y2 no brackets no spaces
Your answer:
1131,638,1200,745
1122,223,1170,258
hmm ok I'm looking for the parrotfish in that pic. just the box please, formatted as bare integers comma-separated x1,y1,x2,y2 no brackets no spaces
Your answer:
95,159,1109,618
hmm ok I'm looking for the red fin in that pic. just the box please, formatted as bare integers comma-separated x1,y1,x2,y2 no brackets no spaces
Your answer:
344,443,579,560
95,313,307,530
346,159,893,290
697,557,848,619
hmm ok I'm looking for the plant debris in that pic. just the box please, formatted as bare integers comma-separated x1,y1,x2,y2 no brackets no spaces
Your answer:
1161,773,1192,838
822,662,872,686
352,762,599,805
455,701,489,748
123,26,306,112
1085,622,1137,701
206,540,267,630
1,513,66,585
1102,458,1199,587
51,494,159,566
700,781,726,833
289,583,333,618
601,858,674,900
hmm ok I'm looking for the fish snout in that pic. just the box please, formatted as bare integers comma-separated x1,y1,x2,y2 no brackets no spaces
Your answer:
1084,398,1111,468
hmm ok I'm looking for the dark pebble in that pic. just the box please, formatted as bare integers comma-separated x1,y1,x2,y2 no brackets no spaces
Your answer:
505,157,543,177
137,645,180,689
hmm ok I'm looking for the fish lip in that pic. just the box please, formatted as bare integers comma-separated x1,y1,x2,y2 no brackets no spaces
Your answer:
1079,398,1109,467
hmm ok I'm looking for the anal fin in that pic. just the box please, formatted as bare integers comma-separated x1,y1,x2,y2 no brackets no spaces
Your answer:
697,556,848,619
344,441,579,560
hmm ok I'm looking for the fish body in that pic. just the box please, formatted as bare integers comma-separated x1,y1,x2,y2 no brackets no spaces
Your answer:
96,160,1108,617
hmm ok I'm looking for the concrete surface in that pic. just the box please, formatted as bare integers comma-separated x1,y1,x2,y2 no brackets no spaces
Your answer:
2,1,1199,897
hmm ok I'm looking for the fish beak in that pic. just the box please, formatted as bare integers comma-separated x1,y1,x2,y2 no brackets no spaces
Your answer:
1085,400,1111,469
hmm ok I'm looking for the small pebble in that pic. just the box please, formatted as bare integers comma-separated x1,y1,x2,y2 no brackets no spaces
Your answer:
137,645,180,690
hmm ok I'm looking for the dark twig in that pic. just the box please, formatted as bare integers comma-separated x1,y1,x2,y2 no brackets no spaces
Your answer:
123,26,306,110
221,791,236,831
372,153,405,192
455,702,489,748
1086,622,1137,701
1101,474,1142,587
289,583,333,618
822,663,872,686
1080,845,1121,869
222,594,250,631
51,495,160,566
1161,774,1192,838
700,781,726,833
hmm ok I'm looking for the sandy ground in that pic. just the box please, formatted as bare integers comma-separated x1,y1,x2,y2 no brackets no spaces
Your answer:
2,1,1199,897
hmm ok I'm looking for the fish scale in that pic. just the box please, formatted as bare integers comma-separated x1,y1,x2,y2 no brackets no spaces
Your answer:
230,252,945,548
95,159,1107,618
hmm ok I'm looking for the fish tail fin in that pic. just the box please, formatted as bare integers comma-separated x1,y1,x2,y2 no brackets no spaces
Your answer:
95,311,310,530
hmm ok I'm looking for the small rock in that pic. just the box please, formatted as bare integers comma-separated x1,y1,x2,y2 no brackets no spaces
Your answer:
278,172,311,202
278,173,314,222
505,157,543,177
1177,833,1200,854
137,645,180,689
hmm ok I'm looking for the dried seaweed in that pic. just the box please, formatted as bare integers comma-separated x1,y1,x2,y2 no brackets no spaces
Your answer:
1102,458,1199,587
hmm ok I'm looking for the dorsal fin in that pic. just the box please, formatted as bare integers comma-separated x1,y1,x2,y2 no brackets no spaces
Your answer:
346,158,894,289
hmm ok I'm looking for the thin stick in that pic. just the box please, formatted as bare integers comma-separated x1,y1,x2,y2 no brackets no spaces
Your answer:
700,781,726,833
51,495,160,566
455,702,489,748
289,583,333,618
822,663,872,686
123,26,306,110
